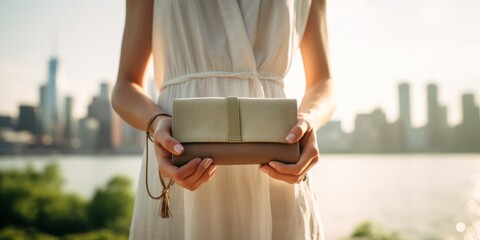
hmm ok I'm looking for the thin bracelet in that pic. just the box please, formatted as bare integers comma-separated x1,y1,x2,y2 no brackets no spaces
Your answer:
146,113,172,142
145,112,174,218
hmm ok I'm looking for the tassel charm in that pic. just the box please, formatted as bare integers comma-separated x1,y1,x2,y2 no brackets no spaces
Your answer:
159,187,172,218
145,113,175,218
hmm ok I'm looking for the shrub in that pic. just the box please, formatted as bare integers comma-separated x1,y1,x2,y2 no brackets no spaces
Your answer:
343,221,402,240
0,162,134,238
87,175,134,235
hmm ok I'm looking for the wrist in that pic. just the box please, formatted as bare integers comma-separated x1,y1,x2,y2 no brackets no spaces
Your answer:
147,113,172,137
298,112,315,130
149,117,162,133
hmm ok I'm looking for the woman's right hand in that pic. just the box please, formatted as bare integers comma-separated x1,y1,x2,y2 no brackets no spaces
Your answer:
151,116,217,191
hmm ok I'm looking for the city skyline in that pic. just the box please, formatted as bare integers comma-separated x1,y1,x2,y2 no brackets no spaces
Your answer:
317,82,480,153
1,50,478,134
1,52,479,133
1,54,479,154
1,0,480,132
0,56,130,154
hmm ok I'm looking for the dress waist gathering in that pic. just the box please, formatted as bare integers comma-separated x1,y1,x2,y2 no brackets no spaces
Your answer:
160,70,285,98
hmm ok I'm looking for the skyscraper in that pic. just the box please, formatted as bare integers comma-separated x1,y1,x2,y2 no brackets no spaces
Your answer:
41,56,60,141
398,82,413,150
39,84,48,135
398,83,411,128
427,84,439,125
87,82,113,151
64,96,74,143
457,93,480,151
426,84,442,149
100,82,109,100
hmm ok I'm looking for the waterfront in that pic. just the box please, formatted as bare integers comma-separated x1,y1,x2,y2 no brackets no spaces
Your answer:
1,154,478,239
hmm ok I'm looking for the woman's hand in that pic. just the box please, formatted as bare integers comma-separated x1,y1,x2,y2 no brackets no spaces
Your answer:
152,116,217,191
260,114,319,184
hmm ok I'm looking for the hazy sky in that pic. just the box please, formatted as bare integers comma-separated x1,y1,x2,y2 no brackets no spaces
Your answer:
1,0,479,131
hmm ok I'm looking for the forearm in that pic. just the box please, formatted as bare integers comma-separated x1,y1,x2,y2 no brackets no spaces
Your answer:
111,0,160,132
298,78,336,131
111,80,167,132
296,0,334,131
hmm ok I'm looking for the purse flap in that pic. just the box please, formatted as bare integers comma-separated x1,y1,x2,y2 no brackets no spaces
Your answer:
173,97,297,143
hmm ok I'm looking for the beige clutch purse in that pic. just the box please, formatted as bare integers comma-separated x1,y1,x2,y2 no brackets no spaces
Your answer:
171,96,300,166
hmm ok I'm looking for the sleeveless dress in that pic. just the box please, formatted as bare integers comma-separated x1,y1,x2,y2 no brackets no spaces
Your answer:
129,0,325,239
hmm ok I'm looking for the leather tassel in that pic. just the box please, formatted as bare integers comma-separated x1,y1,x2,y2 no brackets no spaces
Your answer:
159,187,172,218
145,113,175,219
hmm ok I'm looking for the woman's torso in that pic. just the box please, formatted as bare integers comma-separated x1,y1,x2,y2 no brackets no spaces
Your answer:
152,0,312,111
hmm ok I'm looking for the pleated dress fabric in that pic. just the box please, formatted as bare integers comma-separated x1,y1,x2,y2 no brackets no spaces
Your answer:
129,0,325,239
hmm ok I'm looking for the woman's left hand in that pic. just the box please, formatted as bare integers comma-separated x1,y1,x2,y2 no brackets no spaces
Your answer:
260,114,319,184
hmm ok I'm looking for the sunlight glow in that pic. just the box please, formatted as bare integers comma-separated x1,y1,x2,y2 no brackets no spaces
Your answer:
284,50,306,103
456,222,465,233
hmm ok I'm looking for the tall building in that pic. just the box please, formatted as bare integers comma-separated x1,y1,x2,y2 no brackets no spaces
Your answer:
462,94,480,126
0,116,13,129
100,82,109,100
41,56,61,142
410,126,428,151
427,84,439,127
87,82,113,151
118,120,143,153
64,96,74,143
0,115,13,153
398,83,411,127
39,84,48,135
438,105,452,149
352,109,389,152
398,83,413,151
78,117,99,152
16,105,39,135
426,84,442,149
457,93,480,151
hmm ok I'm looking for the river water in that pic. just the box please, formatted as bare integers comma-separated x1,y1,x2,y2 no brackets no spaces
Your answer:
1,154,478,240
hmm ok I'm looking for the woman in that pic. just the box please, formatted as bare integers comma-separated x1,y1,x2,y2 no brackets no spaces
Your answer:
112,0,335,239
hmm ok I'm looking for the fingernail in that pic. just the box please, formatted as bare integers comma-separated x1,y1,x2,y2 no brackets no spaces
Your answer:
208,165,217,175
269,162,277,168
260,167,269,174
187,158,201,166
174,144,184,154
203,158,213,168
286,133,295,143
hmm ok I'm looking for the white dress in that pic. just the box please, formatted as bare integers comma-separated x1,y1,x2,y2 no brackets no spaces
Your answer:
129,0,325,239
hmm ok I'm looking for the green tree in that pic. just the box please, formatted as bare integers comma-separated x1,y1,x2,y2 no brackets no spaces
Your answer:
87,175,134,235
0,226,57,240
0,162,134,238
63,229,127,240
343,221,402,240
0,163,88,235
